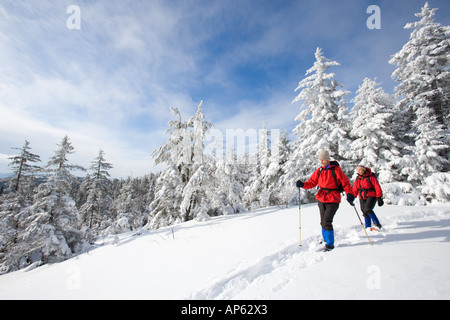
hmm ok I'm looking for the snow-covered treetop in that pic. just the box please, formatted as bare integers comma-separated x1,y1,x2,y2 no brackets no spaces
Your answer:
390,2,450,103
46,135,85,172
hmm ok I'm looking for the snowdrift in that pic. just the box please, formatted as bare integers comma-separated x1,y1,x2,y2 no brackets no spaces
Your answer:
0,202,449,300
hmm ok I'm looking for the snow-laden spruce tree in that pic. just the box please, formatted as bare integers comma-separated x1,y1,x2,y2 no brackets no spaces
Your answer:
149,101,220,228
1,140,41,241
180,101,223,222
243,123,271,209
264,130,292,207
148,166,183,229
108,177,147,234
78,149,113,237
246,126,293,208
214,147,247,214
180,163,223,221
348,78,404,183
8,140,41,193
0,141,41,274
16,136,86,267
285,48,351,201
401,104,449,185
149,107,188,229
389,2,450,180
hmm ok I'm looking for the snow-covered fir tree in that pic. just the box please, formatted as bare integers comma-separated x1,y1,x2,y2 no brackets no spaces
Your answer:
285,47,351,201
148,166,184,229
348,78,404,183
137,174,157,219
8,140,41,193
180,163,223,221
400,103,449,185
259,123,271,178
149,107,190,228
265,130,292,207
15,136,85,268
78,149,113,238
109,178,139,234
293,48,350,167
214,147,247,214
0,141,42,274
243,125,292,208
389,2,450,179
179,101,222,222
243,123,271,209
110,175,156,233
46,135,85,199
149,101,219,228
258,124,271,207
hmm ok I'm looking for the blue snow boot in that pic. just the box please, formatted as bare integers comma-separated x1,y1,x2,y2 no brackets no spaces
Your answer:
322,228,334,251
369,213,382,229
364,216,372,228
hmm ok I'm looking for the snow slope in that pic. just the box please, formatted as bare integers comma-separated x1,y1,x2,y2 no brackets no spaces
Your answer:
0,202,449,300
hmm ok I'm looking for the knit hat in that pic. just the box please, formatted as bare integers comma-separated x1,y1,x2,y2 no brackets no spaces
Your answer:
318,150,331,160
357,164,369,171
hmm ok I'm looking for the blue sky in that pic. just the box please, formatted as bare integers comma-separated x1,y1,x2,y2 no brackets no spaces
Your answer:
0,0,449,178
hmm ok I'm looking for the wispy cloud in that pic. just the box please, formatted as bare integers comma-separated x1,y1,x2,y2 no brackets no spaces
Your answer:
0,0,449,177
0,0,196,177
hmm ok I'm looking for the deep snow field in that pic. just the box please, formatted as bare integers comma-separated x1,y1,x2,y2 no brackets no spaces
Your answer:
0,201,449,300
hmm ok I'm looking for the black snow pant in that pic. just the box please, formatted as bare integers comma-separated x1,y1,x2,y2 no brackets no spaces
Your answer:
318,202,340,231
360,197,377,218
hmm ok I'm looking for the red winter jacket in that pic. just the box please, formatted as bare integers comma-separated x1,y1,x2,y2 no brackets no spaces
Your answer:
303,161,354,203
352,167,383,200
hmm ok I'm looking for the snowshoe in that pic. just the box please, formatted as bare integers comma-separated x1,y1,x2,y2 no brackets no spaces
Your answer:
369,224,382,232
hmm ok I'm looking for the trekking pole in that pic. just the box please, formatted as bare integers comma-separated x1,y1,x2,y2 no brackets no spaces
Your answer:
298,188,302,247
351,204,373,246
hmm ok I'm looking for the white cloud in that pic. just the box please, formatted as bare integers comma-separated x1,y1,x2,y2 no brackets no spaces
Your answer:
0,104,159,178
0,1,193,177
212,92,298,134
1,0,448,178
0,153,11,164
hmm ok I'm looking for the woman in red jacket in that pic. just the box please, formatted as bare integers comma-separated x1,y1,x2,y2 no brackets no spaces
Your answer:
352,165,383,230
296,150,355,251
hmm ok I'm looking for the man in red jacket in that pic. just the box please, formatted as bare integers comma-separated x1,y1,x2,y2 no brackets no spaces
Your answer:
296,150,355,251
352,165,383,230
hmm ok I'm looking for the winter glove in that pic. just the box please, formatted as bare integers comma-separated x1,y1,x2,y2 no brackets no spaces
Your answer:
377,197,384,207
346,193,355,206
296,180,304,188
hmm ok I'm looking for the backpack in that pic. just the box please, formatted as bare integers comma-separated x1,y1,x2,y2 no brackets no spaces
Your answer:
317,165,344,194
355,173,378,198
